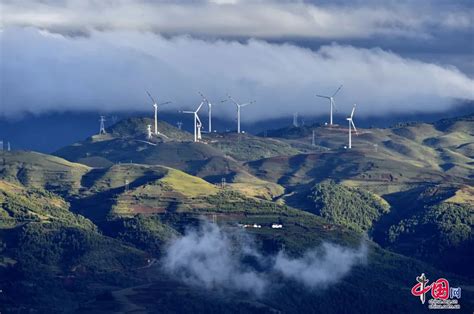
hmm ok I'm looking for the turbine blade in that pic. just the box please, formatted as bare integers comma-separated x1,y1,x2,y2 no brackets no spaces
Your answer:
146,90,156,104
351,121,358,134
181,111,194,114
227,95,239,106
316,95,330,99
196,114,202,125
198,92,209,103
332,85,343,97
159,101,172,106
196,101,205,112
240,101,254,107
351,104,356,119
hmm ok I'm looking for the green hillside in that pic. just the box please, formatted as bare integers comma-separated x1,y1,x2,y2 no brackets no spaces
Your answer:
208,132,300,161
0,151,90,196
108,117,193,141
387,202,473,275
308,181,390,233
2,113,474,313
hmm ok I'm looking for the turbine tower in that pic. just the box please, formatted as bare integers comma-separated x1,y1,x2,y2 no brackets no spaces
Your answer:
146,91,171,135
226,95,255,134
181,101,205,142
346,104,358,149
293,112,299,127
317,85,343,126
99,116,106,134
199,92,214,133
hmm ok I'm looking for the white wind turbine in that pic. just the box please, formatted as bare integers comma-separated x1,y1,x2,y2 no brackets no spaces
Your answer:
198,92,214,133
226,95,255,134
181,101,205,142
317,85,343,126
346,104,358,149
146,91,171,135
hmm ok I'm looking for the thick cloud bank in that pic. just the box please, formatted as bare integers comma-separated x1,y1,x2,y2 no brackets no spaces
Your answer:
162,222,367,296
2,0,472,39
1,28,473,120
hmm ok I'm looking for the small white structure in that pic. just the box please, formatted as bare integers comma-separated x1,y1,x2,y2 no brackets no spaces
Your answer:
272,224,283,229
243,224,262,229
147,124,153,140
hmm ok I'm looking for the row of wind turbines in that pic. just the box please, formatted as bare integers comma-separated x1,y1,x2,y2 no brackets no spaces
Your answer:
146,91,254,143
144,85,359,149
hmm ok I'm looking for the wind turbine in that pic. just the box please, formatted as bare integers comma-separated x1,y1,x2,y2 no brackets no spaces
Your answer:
317,85,343,126
346,104,358,149
198,92,214,133
99,116,106,134
226,95,255,134
146,91,171,135
181,101,205,142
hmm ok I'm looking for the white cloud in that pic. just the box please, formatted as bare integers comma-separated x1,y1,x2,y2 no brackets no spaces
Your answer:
1,28,473,120
274,242,367,287
1,1,472,39
162,222,367,295
162,222,268,295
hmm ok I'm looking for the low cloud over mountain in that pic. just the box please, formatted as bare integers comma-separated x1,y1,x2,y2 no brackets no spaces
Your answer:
162,222,367,296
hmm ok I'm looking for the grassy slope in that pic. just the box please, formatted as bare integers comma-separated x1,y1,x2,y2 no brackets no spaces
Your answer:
207,132,300,161
264,113,474,182
0,151,90,196
1,147,474,312
2,114,473,312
